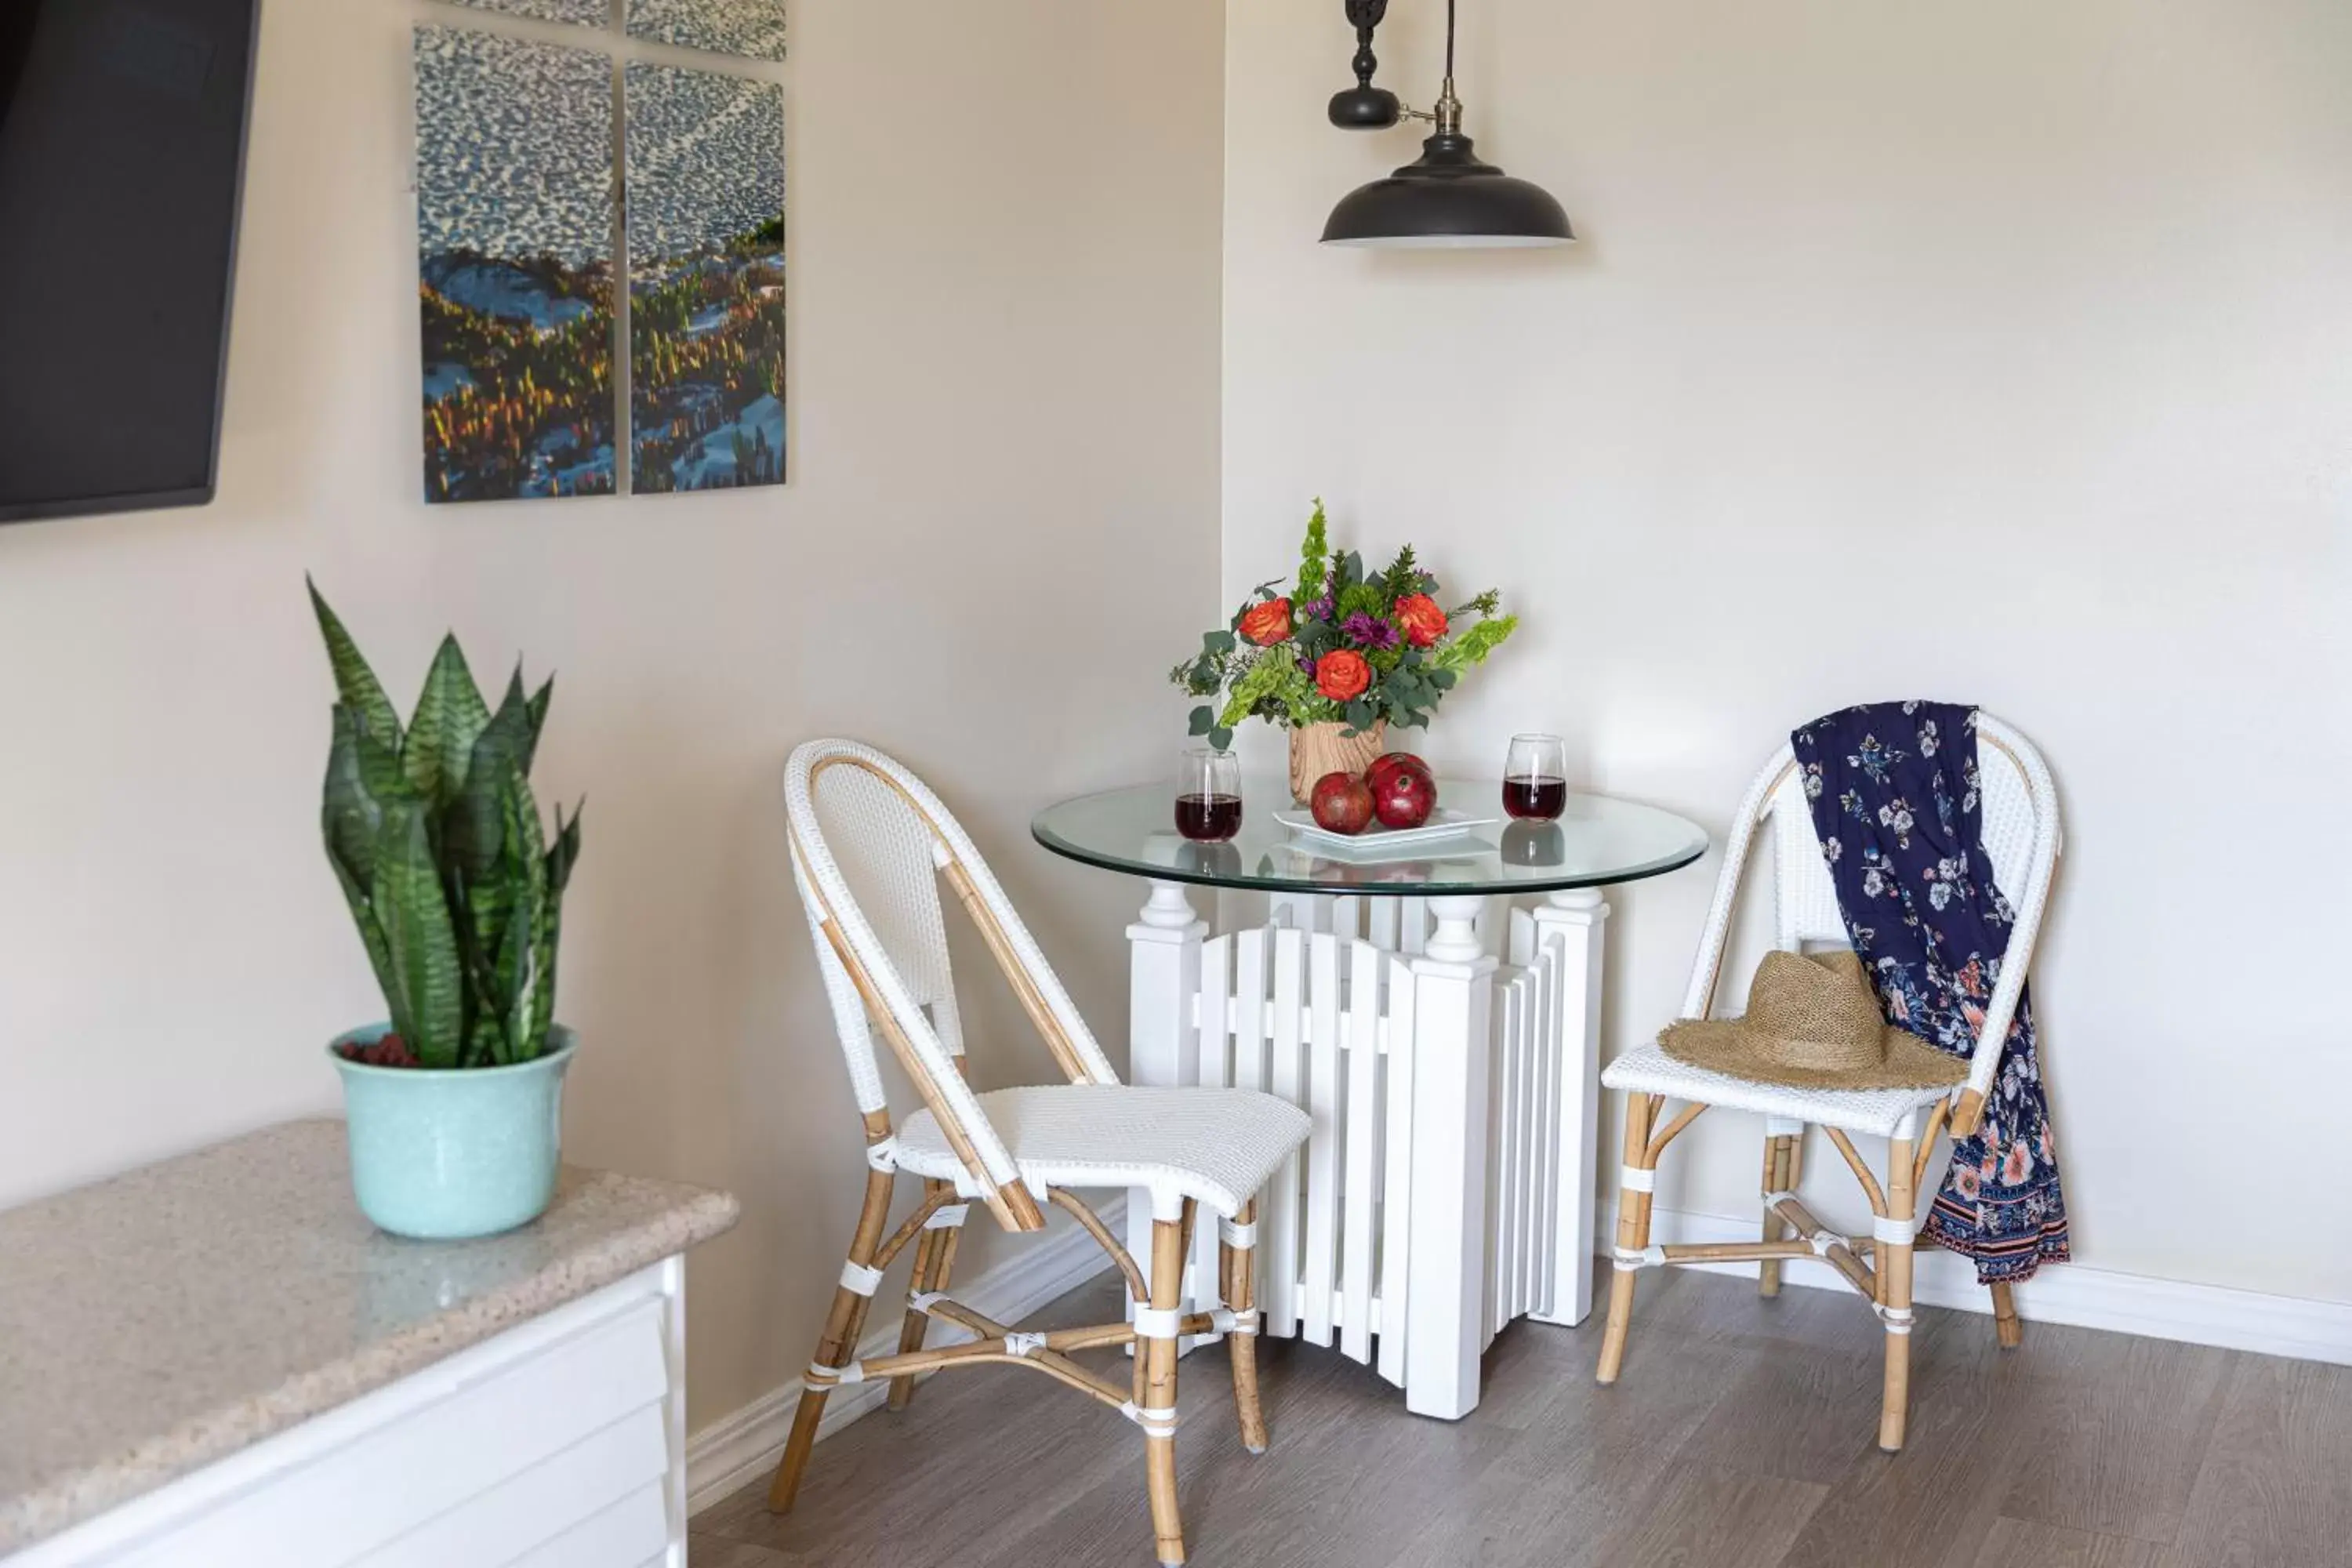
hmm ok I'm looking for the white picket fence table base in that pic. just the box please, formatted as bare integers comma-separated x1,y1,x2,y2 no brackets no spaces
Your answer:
1123,881,1610,1421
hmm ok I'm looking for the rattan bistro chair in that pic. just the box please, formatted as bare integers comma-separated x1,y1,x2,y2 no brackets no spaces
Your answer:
1596,713,2060,1451
768,740,1310,1566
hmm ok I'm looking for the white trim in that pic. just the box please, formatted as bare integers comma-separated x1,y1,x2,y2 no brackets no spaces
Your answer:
685,1192,1125,1515
1606,1198,2352,1367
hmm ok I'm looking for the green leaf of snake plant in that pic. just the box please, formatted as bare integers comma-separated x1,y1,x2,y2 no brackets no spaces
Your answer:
402,633,492,806
321,706,385,888
525,675,553,766
502,778,553,1062
372,800,465,1069
545,800,583,898
448,684,535,879
307,579,401,751
325,848,399,1011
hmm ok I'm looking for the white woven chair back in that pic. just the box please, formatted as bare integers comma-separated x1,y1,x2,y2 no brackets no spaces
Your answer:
1684,712,2062,1109
783,739,1120,1226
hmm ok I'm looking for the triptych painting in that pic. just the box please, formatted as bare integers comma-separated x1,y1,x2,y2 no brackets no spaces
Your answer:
415,0,786,504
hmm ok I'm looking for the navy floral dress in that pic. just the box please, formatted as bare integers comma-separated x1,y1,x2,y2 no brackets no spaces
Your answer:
1793,702,2070,1283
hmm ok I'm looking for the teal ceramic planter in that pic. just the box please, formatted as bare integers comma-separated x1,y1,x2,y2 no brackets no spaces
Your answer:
329,1024,578,1240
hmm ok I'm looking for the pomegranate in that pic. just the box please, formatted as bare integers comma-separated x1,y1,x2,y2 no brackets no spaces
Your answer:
1309,771,1375,835
1366,751,1432,797
1372,765,1437,829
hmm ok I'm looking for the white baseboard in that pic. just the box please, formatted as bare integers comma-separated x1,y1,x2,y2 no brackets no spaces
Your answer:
1621,1200,2352,1368
684,1192,1126,1515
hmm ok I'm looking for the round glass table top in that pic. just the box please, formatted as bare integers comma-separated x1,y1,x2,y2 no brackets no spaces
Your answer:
1032,778,1710,898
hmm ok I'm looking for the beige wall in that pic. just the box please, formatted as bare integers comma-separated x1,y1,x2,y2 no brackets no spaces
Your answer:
0,0,1225,1428
1226,2,2351,1299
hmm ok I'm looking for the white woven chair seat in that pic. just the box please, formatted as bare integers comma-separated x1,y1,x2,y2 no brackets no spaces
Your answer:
896,1086,1311,1219
1602,1040,1951,1138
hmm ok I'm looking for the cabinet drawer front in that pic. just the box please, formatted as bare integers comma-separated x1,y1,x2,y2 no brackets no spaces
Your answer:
505,1483,670,1568
351,1405,668,1568
103,1297,672,1568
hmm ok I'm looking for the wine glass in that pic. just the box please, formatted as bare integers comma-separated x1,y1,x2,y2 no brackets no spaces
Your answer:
1501,733,1567,821
1174,748,1242,842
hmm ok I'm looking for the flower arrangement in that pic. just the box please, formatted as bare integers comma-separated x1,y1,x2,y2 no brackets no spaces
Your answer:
1171,501,1518,753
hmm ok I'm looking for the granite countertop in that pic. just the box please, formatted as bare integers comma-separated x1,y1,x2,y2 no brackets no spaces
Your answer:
0,1118,739,1554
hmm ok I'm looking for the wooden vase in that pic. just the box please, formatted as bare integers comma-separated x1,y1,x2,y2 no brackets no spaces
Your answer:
1287,720,1388,804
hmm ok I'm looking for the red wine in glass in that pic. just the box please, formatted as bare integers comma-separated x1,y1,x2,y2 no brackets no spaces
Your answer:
1502,733,1570,821
1502,777,1567,820
1174,793,1243,842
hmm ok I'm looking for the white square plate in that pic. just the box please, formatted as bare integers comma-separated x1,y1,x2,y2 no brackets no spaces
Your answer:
1272,804,1501,855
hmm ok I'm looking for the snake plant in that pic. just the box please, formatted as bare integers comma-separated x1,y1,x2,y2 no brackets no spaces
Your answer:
310,582,582,1069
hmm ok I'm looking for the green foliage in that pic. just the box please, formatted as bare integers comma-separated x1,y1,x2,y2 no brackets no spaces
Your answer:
1293,499,1330,604
310,581,579,1070
1431,614,1519,673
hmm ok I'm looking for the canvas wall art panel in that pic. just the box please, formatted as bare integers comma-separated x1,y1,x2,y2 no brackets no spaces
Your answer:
626,0,787,63
625,62,786,493
414,27,616,503
441,0,609,28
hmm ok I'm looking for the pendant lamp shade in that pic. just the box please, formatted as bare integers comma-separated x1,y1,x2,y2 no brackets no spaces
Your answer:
1321,131,1573,249
1320,0,1572,249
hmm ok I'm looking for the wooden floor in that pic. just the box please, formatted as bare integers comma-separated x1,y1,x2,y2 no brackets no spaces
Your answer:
692,1265,2352,1567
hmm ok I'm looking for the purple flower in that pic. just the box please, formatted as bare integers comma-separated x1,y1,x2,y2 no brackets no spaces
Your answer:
1342,612,1400,651
1303,595,1334,622
1298,657,1319,680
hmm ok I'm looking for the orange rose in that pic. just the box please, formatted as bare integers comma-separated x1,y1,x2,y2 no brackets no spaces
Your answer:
1237,597,1293,647
1316,649,1372,702
1395,593,1449,648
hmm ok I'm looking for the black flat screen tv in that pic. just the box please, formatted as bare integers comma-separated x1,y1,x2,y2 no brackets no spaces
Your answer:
0,0,260,524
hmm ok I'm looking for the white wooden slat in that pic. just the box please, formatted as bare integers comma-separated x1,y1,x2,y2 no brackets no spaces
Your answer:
1401,898,1428,956
503,1483,669,1568
1300,931,1340,1346
1519,967,1539,1320
1340,940,1381,1363
1261,927,1301,1338
1192,935,1232,1319
1330,894,1362,942
1490,975,1519,1337
105,1301,670,1568
1374,953,1416,1387
1211,934,1245,1091
1367,898,1399,952
1509,908,1536,967
354,1407,666,1568
1530,937,1561,1318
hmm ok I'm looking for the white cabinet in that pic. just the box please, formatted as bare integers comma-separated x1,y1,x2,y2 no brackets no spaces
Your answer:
9,1260,689,1568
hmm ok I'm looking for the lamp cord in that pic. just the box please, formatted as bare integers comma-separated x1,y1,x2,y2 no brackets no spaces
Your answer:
1446,0,1456,81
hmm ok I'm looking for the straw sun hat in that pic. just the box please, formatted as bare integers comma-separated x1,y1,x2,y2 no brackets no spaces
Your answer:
1660,949,1966,1091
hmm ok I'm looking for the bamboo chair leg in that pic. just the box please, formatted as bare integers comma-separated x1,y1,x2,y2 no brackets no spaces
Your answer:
1990,1279,2024,1349
888,1179,961,1411
1144,1204,1191,1566
1597,1094,1658,1385
768,1161,895,1512
1759,1134,1791,1298
1878,1135,1918,1454
1222,1198,1268,1454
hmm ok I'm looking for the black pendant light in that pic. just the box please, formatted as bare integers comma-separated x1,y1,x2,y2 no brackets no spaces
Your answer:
1322,0,1573,249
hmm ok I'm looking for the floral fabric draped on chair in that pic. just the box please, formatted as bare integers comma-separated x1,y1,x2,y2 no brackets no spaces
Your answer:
1793,702,2071,1283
